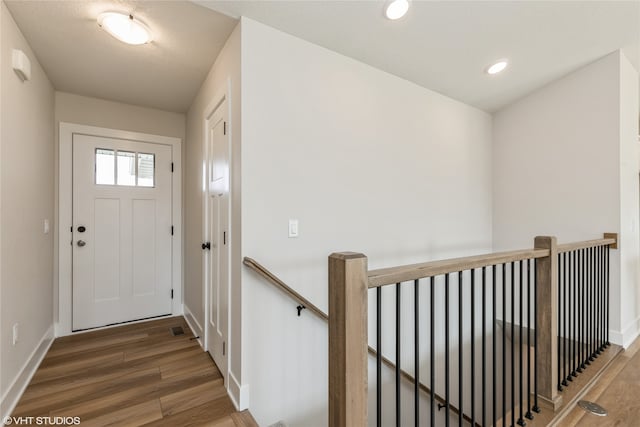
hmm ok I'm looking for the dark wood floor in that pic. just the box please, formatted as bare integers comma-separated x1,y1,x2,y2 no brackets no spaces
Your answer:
12,316,257,427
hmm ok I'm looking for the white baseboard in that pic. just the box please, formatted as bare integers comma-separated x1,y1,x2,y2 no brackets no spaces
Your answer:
620,315,640,348
183,304,203,348
229,370,249,411
1,325,54,419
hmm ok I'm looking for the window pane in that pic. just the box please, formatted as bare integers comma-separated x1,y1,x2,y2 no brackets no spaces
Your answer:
137,153,155,187
95,149,115,185
117,151,136,186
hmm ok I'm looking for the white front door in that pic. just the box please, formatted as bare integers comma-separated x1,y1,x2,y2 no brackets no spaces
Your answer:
72,134,173,331
205,101,230,378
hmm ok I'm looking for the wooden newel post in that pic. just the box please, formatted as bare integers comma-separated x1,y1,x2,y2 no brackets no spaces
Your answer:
328,252,369,427
534,236,562,410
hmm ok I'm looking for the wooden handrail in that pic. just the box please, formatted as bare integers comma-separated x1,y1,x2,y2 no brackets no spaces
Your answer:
243,257,328,321
557,237,617,253
368,248,550,288
243,256,480,426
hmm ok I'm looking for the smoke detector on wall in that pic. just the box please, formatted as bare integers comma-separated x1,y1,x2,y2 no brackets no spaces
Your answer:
12,49,31,81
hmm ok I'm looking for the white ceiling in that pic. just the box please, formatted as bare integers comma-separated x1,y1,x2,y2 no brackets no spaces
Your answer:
5,0,238,113
198,0,640,112
5,1,639,114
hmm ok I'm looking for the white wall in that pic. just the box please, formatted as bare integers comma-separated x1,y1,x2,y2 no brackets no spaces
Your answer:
240,18,493,426
54,92,185,139
1,1,55,415
493,51,640,346
183,22,242,402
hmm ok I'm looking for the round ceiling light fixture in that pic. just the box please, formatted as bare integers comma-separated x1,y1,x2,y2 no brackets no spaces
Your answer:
98,12,152,45
486,60,509,75
385,0,410,20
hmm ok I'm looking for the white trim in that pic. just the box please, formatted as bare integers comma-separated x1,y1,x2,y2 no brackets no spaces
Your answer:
228,371,250,411
611,315,640,348
202,80,232,385
56,122,183,336
1,325,54,418
183,304,204,348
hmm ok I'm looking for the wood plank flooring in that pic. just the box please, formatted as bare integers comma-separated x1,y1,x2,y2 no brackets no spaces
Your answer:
557,336,640,426
12,316,257,427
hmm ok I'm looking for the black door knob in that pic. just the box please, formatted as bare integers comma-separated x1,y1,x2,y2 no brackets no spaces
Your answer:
202,242,211,250
77,226,86,233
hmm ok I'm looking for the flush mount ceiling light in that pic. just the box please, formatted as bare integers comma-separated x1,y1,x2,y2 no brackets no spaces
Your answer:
385,0,410,20
98,12,152,45
486,60,509,75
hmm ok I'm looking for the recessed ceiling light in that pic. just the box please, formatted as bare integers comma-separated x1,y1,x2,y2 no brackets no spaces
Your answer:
385,0,410,20
486,60,508,75
98,12,152,45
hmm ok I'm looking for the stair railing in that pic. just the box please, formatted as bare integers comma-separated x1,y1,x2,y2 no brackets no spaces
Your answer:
329,233,617,427
243,257,478,425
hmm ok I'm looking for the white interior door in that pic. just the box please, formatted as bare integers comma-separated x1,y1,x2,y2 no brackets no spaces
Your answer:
72,134,173,331
206,102,230,378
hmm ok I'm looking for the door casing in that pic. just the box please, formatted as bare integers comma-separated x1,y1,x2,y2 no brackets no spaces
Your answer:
57,123,182,336
202,81,232,387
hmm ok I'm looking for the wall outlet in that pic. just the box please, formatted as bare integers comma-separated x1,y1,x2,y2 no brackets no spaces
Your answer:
12,323,19,345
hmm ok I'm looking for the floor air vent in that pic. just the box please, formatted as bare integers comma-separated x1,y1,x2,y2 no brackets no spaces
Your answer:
170,326,185,336
578,400,608,416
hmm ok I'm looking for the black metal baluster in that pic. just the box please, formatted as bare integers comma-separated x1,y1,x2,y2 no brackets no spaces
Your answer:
567,251,573,381
430,277,435,427
414,279,419,427
591,247,596,361
571,251,579,377
493,265,497,427
471,269,476,427
604,245,611,346
577,249,583,374
445,274,450,427
599,246,605,352
563,252,568,387
377,287,382,427
482,267,487,427
568,251,573,377
518,260,525,426
458,271,463,427
502,264,506,425
595,246,602,355
533,259,540,414
511,262,515,427
582,248,589,368
396,282,401,427
588,247,594,363
558,253,563,390
526,259,533,420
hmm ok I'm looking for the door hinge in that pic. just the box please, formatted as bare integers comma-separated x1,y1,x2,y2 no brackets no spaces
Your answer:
171,289,174,299
223,121,227,135
171,226,174,236
223,231,226,245
70,226,73,232
171,162,174,172
223,341,226,356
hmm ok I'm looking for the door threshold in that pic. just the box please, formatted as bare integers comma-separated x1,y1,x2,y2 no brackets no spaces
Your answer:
71,313,173,334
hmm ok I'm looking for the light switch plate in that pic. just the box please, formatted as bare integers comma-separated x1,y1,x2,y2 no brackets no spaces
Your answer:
288,219,299,238
44,219,50,234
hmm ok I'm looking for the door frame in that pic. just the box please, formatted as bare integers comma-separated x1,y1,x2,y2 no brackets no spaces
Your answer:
57,122,182,336
202,80,232,385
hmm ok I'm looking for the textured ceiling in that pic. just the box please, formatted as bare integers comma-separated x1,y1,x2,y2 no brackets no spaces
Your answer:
5,0,238,113
198,0,640,112
5,1,639,114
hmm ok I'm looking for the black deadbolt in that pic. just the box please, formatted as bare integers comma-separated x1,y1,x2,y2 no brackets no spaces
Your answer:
77,226,86,233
